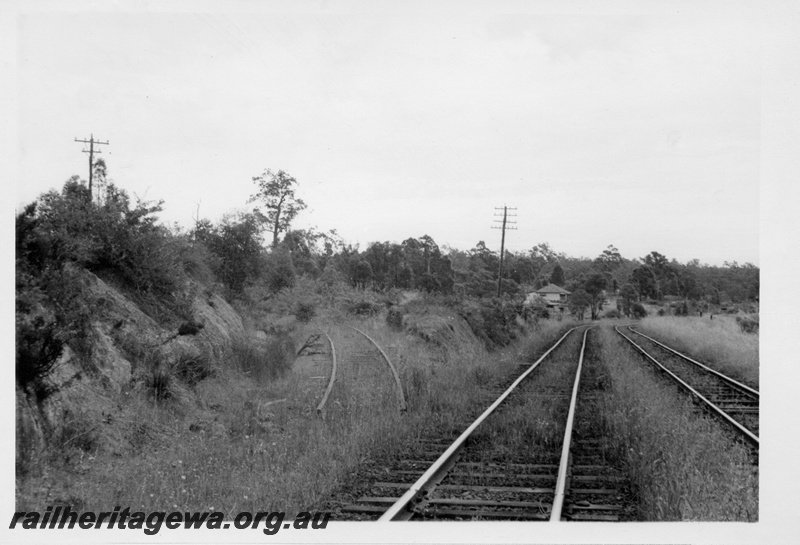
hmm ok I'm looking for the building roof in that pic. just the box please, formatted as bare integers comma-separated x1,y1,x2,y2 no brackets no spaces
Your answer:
535,283,571,295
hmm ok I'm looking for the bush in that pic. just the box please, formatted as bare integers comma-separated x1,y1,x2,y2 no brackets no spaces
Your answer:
197,213,263,295
736,316,759,334
348,299,381,316
17,180,195,325
15,262,95,399
146,360,175,401
15,312,63,399
265,248,296,293
171,349,215,386
632,303,648,319
460,298,525,349
230,334,294,381
295,301,316,323
604,309,620,319
386,306,405,330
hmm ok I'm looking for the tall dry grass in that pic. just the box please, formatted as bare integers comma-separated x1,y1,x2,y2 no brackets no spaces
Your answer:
598,327,758,521
16,307,574,516
636,315,759,388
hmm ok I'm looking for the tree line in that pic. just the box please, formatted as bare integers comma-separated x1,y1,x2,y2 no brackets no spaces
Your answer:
16,165,760,395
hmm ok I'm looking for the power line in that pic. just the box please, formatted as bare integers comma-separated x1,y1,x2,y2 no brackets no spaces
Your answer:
491,205,517,297
74,134,109,202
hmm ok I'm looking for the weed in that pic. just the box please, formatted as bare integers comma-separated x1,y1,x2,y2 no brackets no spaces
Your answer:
229,334,294,381
295,301,316,323
147,364,174,401
637,316,758,387
597,327,757,520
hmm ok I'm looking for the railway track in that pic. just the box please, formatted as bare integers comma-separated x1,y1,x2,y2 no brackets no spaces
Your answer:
615,325,759,448
336,326,635,521
313,325,405,417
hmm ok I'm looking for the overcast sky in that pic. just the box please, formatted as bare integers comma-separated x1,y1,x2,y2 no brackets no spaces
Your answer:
10,1,773,265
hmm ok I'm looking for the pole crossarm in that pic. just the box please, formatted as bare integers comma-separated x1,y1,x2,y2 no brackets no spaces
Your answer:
74,134,109,201
492,205,517,296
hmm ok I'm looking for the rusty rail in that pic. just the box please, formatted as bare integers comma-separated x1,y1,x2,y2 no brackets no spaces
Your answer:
316,329,337,416
351,326,407,412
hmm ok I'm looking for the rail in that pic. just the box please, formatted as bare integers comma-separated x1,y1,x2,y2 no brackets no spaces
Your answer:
550,327,592,521
316,329,337,416
351,326,407,412
627,327,759,398
378,325,582,521
615,326,759,447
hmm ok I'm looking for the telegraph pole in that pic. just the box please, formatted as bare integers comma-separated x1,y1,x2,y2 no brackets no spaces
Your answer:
491,206,517,297
74,134,109,202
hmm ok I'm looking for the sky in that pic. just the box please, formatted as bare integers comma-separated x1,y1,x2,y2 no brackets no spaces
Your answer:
7,0,778,266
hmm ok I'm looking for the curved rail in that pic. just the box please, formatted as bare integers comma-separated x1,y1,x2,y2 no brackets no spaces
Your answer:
379,325,583,521
351,326,407,412
627,327,759,398
550,327,592,521
316,329,338,416
615,326,759,447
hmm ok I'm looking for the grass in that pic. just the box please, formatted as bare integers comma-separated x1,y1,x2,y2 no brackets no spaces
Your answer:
636,315,759,388
16,303,574,516
467,329,583,463
597,326,758,521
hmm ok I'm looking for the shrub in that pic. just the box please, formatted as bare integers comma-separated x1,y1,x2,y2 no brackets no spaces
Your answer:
229,334,294,381
147,363,174,401
265,247,296,293
15,262,95,399
348,299,381,316
459,298,525,349
736,316,759,334
604,309,620,319
295,301,316,323
386,306,405,330
15,312,63,399
171,350,215,386
17,180,196,328
632,303,648,319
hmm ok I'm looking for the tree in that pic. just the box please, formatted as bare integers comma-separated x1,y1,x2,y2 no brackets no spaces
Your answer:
594,244,623,273
568,289,592,320
618,283,638,317
351,259,374,289
281,229,320,277
201,212,264,295
266,246,296,292
550,263,565,286
249,169,307,248
583,272,608,320
92,158,108,205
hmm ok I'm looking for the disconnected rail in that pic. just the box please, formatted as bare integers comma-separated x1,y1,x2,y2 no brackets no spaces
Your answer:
315,326,405,416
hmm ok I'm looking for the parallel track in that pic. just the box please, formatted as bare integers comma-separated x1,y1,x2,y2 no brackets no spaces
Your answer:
615,325,759,447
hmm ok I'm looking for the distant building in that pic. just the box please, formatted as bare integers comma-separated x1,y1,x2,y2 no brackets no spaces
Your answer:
526,284,571,309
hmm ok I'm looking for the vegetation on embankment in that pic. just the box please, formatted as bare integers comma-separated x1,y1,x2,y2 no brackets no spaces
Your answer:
596,326,758,521
15,171,758,518
635,315,759,388
15,287,573,515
